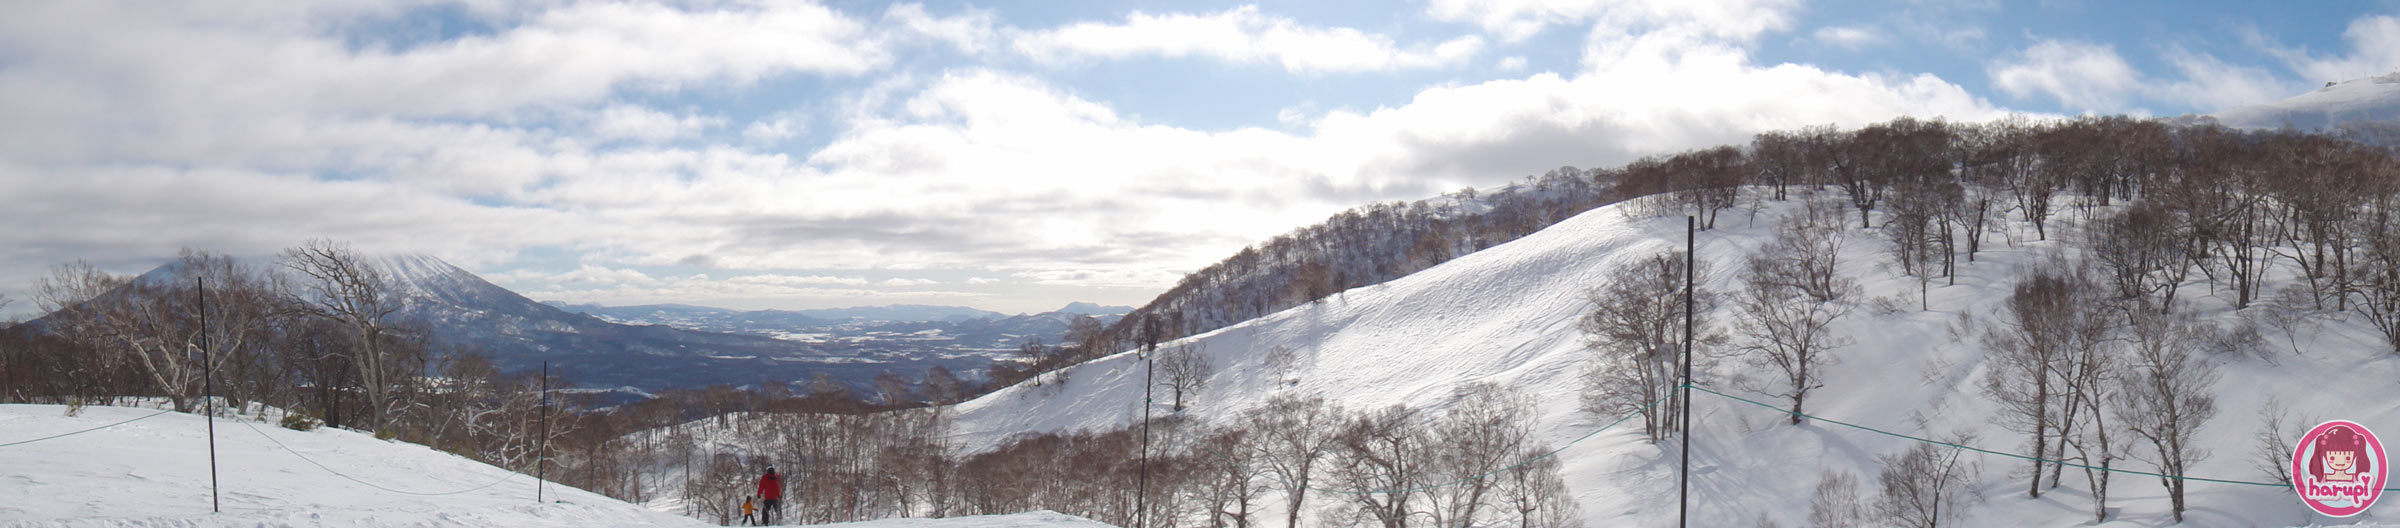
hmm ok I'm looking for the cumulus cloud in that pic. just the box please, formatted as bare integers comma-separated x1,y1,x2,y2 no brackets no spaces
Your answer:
1012,6,1484,73
1987,39,2142,112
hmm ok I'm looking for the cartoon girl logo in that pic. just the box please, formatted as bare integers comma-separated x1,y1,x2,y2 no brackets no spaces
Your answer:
2293,420,2388,517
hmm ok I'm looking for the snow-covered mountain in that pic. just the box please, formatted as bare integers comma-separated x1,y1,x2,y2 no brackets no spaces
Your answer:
0,403,705,527
102,254,1003,400
937,191,2397,526
2217,72,2400,130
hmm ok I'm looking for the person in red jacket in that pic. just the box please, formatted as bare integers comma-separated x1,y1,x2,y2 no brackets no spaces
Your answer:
757,466,784,525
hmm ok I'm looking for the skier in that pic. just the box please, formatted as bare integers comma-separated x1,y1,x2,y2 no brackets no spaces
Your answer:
740,495,756,525
757,466,784,525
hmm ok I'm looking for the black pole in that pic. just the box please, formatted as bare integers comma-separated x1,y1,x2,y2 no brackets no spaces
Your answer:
199,276,219,513
1136,315,1157,528
537,361,549,503
1680,216,1694,528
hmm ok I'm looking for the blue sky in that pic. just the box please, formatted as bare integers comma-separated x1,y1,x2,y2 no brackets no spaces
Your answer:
2,0,2397,318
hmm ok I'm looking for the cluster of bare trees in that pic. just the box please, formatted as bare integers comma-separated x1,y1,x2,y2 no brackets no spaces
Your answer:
946,385,1575,528
1578,249,1718,443
1972,258,2223,523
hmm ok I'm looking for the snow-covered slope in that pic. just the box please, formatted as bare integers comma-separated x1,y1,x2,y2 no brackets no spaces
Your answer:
943,190,2400,526
2218,72,2400,130
0,404,706,527
804,511,1114,527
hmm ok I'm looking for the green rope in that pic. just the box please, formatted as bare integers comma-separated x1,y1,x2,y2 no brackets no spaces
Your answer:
0,407,179,448
1303,391,1675,495
1684,383,2400,491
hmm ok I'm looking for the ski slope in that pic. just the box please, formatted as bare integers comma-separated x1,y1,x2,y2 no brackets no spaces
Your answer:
944,189,2400,526
0,404,707,528
803,511,1115,527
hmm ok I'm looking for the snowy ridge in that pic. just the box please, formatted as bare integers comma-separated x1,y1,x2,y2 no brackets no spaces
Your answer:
942,190,2400,526
0,404,706,527
2217,72,2400,130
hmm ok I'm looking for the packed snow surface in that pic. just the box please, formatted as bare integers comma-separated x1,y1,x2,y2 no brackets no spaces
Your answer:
0,404,707,527
942,191,2400,526
798,510,1114,527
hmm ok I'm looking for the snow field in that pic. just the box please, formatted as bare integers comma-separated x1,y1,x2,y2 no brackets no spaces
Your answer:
940,188,2400,526
0,403,708,527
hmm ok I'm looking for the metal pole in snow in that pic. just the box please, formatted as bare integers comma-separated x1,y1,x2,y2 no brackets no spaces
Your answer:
538,361,549,503
200,276,219,513
1136,314,1157,528
1679,215,1694,528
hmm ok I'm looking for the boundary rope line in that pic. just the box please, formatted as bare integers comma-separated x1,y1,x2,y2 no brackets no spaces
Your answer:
0,408,178,448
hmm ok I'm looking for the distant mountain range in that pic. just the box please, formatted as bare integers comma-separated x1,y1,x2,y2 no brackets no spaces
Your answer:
98,254,1127,402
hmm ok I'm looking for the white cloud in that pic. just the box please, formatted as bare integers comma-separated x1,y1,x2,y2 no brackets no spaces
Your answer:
2156,47,2304,113
0,0,2026,316
1427,0,1799,42
1012,6,1483,73
551,265,660,286
731,274,871,287
965,277,999,285
742,113,806,145
883,3,998,54
2257,15,2400,85
1987,39,2142,112
591,104,720,143
1498,56,1529,71
879,278,938,287
1810,25,1884,50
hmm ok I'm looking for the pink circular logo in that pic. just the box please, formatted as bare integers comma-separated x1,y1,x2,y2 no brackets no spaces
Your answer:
2292,420,2387,517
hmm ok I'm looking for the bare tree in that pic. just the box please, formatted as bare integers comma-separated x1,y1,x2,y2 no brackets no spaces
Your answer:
1255,393,1340,528
1326,405,1427,528
280,239,404,427
1579,250,1718,443
1425,383,1533,528
1496,445,1578,528
1736,266,1853,425
1978,267,2078,498
1806,470,1864,528
1748,198,1854,304
2113,310,2221,522
2084,202,2190,312
923,365,964,405
1159,342,1215,412
1873,438,1982,528
1199,427,1268,528
2250,397,2316,488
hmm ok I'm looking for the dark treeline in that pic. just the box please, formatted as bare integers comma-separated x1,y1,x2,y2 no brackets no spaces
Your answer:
1047,169,1623,375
